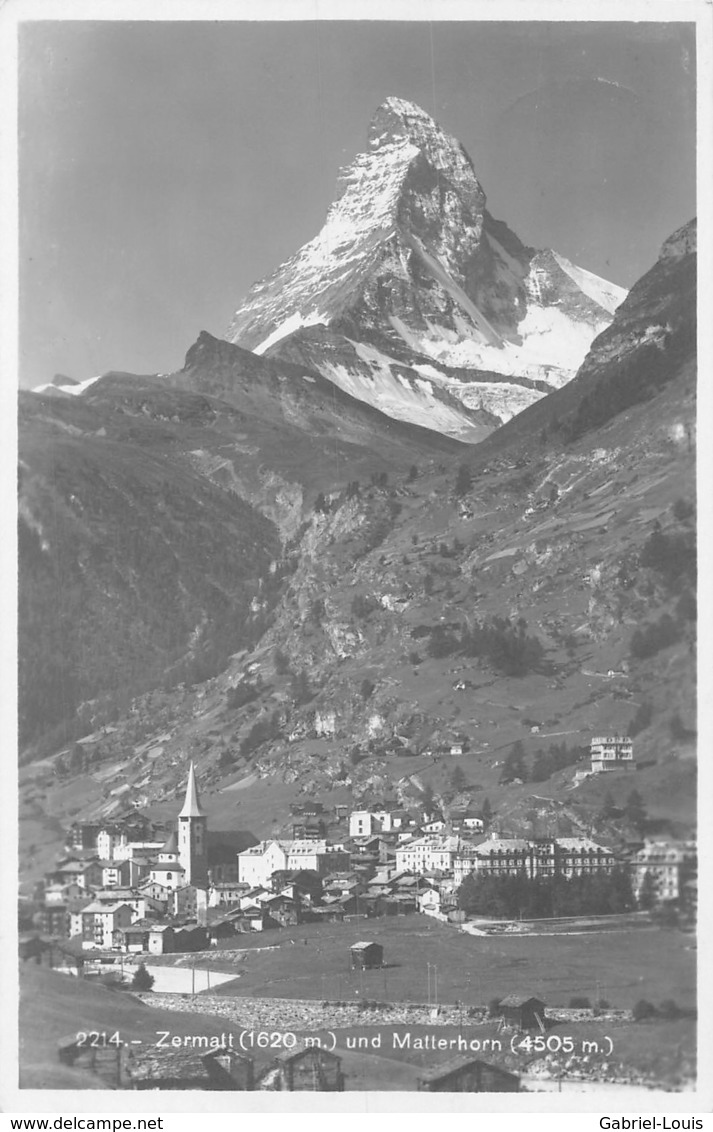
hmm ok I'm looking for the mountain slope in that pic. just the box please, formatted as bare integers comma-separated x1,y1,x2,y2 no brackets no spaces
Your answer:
226,96,626,437
19,324,478,754
21,219,695,861
18,388,281,750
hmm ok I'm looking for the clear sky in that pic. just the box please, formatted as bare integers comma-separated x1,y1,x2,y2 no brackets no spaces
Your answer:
18,19,696,388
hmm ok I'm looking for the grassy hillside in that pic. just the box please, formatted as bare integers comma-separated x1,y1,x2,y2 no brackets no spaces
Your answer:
18,964,240,1089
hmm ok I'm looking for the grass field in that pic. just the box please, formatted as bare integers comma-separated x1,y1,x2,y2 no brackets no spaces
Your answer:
18,915,696,1093
195,916,696,1012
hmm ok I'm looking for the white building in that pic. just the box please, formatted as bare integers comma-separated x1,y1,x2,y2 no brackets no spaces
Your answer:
237,839,350,886
395,836,461,874
96,828,129,861
417,888,443,915
590,736,634,773
208,883,249,907
462,817,484,832
422,820,446,834
470,836,616,879
80,901,134,950
632,841,697,903
285,840,350,874
453,851,480,885
348,810,404,837
148,861,185,891
237,841,289,888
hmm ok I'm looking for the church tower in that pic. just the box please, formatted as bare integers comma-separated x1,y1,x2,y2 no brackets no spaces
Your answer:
177,761,208,887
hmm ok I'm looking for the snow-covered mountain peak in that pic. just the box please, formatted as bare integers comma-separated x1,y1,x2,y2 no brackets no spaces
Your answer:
225,97,627,442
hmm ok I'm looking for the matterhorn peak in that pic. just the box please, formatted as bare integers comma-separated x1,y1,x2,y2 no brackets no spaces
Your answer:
368,96,484,198
368,95,457,153
225,97,627,441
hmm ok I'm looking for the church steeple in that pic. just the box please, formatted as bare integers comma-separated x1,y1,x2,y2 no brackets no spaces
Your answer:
177,761,208,887
179,761,205,818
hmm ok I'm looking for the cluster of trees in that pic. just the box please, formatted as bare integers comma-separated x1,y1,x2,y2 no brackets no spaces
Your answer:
629,700,654,736
239,710,282,756
632,998,689,1022
455,464,473,497
457,868,635,919
351,593,377,619
672,496,694,522
630,613,681,659
418,616,545,677
54,742,99,778
225,680,261,711
273,648,291,675
290,668,313,706
360,678,375,701
529,742,585,783
310,597,326,625
356,498,403,558
639,527,696,591
598,788,648,835
498,740,584,784
313,492,331,514
460,617,545,676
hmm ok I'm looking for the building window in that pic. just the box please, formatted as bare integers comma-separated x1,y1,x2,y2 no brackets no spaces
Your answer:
167,873,172,881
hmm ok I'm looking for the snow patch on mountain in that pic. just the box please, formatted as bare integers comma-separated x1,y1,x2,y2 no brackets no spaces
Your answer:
320,339,492,441
33,374,103,397
254,311,327,355
552,252,627,314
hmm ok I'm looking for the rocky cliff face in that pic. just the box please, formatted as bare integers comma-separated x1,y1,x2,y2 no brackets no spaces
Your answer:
226,97,626,439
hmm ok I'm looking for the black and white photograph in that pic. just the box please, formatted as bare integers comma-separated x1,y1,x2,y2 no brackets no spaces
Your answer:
3,0,709,1115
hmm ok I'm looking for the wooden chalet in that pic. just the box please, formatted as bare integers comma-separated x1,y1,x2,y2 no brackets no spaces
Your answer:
57,1035,124,1087
257,1047,344,1091
126,1046,254,1090
496,994,547,1030
417,1057,520,1092
350,941,383,969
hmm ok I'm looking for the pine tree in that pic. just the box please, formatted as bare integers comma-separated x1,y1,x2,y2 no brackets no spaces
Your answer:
624,789,647,835
450,765,467,793
290,669,312,705
480,797,493,826
499,741,527,784
637,871,657,910
455,464,473,497
421,782,436,815
131,963,154,991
